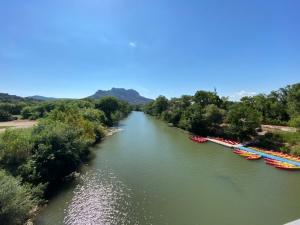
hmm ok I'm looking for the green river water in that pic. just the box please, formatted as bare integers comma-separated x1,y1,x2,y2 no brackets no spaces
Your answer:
36,112,300,225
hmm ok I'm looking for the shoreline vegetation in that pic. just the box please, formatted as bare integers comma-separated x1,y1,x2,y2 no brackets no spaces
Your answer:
0,97,132,225
143,83,300,155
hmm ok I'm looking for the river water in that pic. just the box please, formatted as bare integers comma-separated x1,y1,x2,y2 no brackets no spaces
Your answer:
36,112,300,225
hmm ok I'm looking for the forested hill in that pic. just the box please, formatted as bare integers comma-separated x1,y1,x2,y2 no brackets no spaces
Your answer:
27,95,58,101
0,93,38,102
88,88,153,104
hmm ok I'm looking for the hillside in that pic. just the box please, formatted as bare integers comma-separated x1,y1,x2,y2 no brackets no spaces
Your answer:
0,93,39,102
88,88,153,104
27,95,58,101
1,88,153,104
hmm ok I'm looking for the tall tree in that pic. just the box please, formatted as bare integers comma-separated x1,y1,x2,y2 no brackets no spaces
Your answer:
226,103,261,141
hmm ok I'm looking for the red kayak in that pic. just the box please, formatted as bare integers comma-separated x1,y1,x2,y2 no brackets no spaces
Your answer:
190,136,208,143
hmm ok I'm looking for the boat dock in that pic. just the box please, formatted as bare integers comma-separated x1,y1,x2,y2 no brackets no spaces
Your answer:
284,218,300,225
206,138,242,148
206,138,300,167
238,146,300,167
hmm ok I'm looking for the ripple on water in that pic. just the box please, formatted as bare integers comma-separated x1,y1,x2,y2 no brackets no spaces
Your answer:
63,169,138,225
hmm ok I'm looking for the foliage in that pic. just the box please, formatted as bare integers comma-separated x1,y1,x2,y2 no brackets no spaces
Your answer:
194,90,221,107
0,110,14,122
0,102,27,115
203,104,225,133
240,83,300,125
0,129,34,175
81,108,107,124
153,96,169,116
289,115,300,129
0,170,37,225
226,103,261,141
287,83,300,117
27,121,89,185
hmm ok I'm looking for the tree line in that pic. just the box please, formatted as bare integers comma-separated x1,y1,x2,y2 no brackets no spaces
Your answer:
0,97,131,225
143,83,300,151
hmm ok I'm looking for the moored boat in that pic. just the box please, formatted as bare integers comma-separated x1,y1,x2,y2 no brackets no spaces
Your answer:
190,136,208,143
275,165,300,170
246,154,261,160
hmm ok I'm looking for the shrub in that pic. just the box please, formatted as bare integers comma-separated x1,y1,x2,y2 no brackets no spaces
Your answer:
289,115,300,129
0,110,13,122
0,170,36,225
0,129,34,174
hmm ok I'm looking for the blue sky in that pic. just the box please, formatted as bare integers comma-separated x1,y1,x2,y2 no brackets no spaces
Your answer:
0,0,299,100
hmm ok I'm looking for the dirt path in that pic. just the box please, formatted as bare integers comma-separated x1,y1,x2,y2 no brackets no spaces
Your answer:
261,125,297,133
0,120,37,133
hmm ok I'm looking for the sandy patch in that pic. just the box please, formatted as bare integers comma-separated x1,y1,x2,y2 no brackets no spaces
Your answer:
0,120,37,133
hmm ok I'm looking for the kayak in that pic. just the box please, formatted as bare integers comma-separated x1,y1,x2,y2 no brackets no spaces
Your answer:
190,136,208,143
275,165,300,170
246,155,261,160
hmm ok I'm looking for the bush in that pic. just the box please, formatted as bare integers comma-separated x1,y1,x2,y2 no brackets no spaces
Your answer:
0,110,13,122
0,129,34,175
0,170,37,225
28,121,89,185
289,115,300,129
81,108,107,124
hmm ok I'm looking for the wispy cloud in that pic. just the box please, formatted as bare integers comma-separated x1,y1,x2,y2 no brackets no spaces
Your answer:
129,41,136,48
230,90,257,101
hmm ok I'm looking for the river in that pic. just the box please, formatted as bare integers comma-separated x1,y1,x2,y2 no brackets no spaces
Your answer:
36,112,300,225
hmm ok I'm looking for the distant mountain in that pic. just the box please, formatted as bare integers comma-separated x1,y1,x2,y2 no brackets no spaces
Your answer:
27,95,58,101
0,93,41,102
88,88,153,104
0,93,24,102
1,88,153,104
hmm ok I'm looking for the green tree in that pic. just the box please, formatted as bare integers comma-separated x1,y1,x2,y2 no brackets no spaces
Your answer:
203,104,224,133
0,110,13,122
96,97,120,116
153,96,169,116
96,97,120,125
194,90,221,107
226,103,261,141
178,104,208,134
287,83,300,117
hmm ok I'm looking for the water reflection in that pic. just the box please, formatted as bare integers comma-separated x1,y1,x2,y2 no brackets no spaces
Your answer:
63,169,137,225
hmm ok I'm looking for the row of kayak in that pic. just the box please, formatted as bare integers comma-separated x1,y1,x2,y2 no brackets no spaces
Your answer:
234,148,300,170
189,135,300,171
233,149,262,160
264,158,300,170
249,146,300,163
